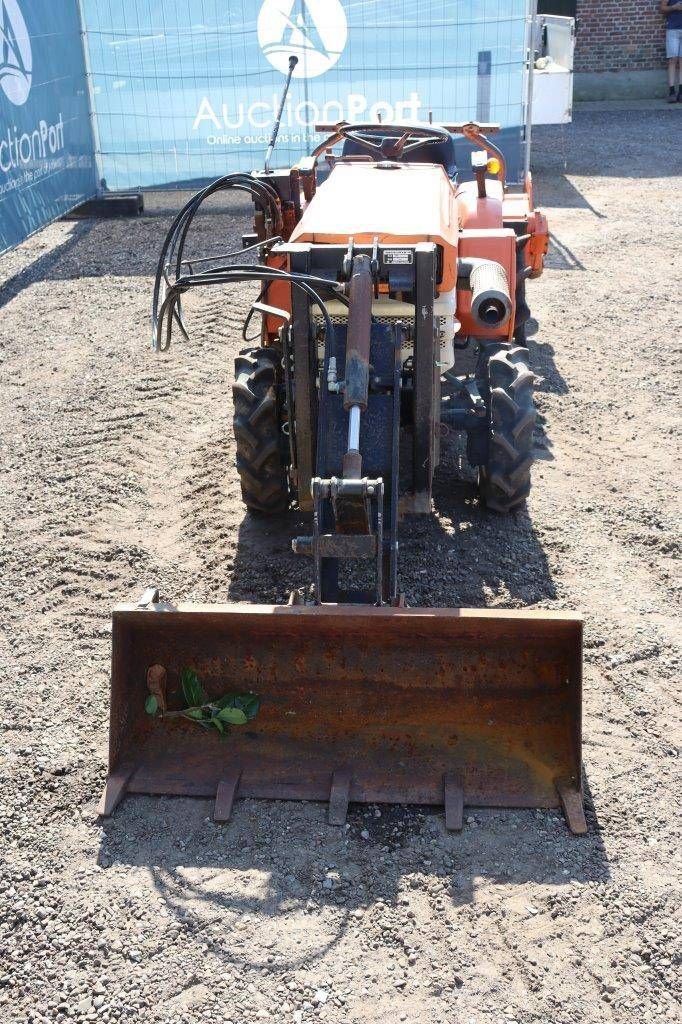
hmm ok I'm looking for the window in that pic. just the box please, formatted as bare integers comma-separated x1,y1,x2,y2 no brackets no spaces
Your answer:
537,1,577,16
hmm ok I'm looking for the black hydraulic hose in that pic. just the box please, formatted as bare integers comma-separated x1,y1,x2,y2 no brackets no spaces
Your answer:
165,175,281,326
171,181,271,281
153,265,345,353
151,171,283,343
181,235,282,274
167,179,280,336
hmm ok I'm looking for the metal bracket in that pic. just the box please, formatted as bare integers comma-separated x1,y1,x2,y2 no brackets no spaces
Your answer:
440,373,488,427
462,376,486,413
342,236,354,280
294,476,386,605
250,301,290,324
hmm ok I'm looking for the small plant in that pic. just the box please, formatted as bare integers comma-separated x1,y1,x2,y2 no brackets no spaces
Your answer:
145,667,260,734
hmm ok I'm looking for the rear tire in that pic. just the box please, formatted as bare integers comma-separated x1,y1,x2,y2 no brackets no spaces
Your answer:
232,347,289,514
478,345,536,513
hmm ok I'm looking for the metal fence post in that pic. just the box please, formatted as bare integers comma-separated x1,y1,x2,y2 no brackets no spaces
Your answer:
524,0,539,181
76,0,104,193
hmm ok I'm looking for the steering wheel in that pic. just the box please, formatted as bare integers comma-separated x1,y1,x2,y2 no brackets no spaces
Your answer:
336,122,451,161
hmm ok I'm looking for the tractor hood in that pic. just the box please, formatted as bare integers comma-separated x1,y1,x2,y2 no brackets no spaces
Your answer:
290,162,460,291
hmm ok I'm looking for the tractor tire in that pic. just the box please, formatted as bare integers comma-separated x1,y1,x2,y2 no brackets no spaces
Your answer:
232,346,289,515
478,345,536,514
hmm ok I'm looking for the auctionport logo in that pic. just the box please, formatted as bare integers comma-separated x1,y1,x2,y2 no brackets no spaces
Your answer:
258,0,348,78
0,0,32,106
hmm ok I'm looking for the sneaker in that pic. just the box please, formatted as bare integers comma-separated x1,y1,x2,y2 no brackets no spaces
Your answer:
668,88,677,103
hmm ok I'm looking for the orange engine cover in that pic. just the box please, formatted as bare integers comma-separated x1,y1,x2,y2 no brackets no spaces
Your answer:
290,161,461,292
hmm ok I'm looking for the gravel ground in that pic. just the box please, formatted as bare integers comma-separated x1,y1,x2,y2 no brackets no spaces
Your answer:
0,106,680,1024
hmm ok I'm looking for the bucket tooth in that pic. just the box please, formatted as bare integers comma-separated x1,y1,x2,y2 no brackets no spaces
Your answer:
97,762,136,817
328,768,352,826
214,768,242,823
556,779,588,835
444,773,464,832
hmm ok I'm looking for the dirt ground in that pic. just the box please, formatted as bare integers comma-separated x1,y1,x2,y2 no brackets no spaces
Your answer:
0,105,680,1024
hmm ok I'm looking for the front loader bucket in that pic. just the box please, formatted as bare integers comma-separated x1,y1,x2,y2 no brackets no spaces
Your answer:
99,604,585,833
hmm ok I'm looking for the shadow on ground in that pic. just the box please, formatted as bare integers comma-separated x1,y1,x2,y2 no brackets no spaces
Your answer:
220,459,558,610
97,771,609,971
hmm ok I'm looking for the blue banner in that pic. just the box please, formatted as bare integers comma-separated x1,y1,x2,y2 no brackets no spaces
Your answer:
0,0,97,255
82,0,531,190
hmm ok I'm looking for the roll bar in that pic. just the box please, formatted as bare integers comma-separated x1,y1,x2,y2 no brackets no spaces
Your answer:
314,121,501,135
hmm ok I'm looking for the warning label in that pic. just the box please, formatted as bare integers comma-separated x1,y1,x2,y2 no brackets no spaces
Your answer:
383,249,414,266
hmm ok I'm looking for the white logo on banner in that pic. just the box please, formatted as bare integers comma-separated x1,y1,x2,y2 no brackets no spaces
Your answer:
0,0,32,106
258,0,347,78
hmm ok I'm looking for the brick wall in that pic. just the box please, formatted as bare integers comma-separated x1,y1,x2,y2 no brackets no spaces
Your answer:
574,1,667,73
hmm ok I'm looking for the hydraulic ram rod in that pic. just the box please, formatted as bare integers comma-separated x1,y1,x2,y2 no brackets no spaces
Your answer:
342,255,373,477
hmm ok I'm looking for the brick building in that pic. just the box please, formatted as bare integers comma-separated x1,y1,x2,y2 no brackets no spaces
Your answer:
539,0,669,98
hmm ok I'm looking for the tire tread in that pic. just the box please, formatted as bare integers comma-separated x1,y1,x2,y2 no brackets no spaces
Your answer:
478,345,536,513
232,347,289,514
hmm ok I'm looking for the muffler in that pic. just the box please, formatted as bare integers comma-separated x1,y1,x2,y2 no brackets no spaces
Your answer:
458,257,513,328
99,600,585,834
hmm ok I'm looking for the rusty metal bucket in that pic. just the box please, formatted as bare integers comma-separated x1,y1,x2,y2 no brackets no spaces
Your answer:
98,603,585,833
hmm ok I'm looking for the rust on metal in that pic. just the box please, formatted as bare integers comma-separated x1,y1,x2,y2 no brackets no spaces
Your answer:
556,779,588,835
104,604,583,824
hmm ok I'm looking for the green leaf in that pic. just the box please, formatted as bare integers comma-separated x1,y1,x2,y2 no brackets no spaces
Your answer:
214,693,236,710
181,668,206,708
183,707,205,720
215,692,260,721
210,716,225,733
239,694,260,721
217,706,248,725
145,694,158,716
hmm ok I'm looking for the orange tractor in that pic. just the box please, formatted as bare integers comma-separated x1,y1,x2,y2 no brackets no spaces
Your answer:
99,69,584,835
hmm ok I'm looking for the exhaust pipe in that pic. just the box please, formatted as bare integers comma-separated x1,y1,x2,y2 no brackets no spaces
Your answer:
459,257,512,329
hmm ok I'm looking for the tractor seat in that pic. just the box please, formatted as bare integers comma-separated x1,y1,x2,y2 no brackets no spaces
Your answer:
341,133,457,180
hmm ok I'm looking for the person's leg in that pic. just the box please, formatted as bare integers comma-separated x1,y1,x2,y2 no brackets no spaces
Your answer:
667,31,679,100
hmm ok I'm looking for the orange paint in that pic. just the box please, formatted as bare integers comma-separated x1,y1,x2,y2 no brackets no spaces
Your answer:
457,230,517,340
290,162,461,292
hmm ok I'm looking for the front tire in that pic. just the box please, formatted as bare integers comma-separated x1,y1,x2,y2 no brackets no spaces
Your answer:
478,345,536,513
232,347,289,514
